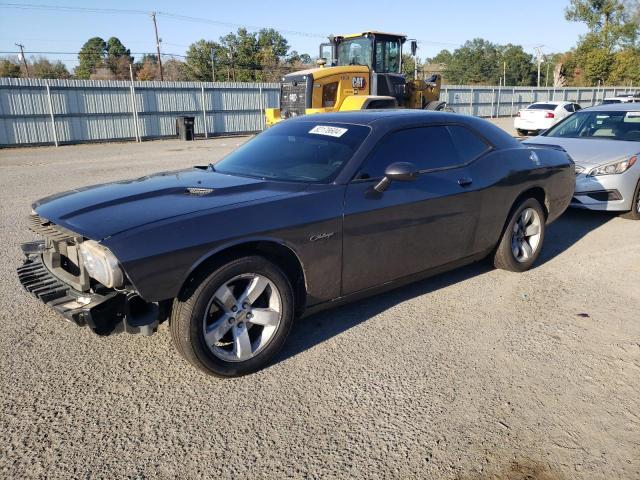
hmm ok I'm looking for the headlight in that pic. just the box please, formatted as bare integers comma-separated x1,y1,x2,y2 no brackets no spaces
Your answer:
78,240,123,288
588,155,637,176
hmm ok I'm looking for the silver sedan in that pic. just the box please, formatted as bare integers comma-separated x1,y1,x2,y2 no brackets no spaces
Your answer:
524,103,640,220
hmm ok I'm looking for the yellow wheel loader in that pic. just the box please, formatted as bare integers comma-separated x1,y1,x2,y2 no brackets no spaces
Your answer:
265,31,450,126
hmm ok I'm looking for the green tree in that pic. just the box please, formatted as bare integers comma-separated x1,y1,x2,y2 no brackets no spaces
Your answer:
184,39,220,81
500,44,535,86
257,28,289,58
608,47,640,84
105,37,133,79
437,39,502,84
31,57,71,79
565,0,639,84
286,51,312,65
566,0,638,49
106,37,132,60
0,58,21,77
76,37,106,79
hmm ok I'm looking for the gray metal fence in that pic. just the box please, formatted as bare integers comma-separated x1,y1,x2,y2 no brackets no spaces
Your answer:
441,84,637,117
1,78,637,147
0,78,280,147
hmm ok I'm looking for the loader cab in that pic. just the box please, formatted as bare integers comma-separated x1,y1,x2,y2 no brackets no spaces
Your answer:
333,32,407,105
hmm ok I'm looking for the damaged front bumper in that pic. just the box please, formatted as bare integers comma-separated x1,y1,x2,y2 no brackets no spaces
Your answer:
17,241,160,336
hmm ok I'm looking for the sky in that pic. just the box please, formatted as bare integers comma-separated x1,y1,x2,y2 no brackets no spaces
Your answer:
0,0,588,68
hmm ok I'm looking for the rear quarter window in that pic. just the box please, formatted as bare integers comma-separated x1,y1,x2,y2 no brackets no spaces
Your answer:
447,125,490,163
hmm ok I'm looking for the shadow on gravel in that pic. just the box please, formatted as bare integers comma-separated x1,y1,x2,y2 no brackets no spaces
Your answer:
277,208,615,364
537,208,615,265
278,260,493,364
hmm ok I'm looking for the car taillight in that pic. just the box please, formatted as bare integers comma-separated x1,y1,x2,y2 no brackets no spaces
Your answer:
545,112,555,118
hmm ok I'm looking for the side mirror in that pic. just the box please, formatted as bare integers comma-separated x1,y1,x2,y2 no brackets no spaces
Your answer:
374,162,419,192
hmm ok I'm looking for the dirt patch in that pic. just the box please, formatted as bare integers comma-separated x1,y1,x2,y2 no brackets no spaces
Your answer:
465,459,564,480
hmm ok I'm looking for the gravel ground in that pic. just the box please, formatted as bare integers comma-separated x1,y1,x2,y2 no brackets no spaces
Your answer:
1,132,639,480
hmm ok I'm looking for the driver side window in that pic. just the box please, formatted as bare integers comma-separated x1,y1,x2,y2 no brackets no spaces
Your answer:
357,125,488,179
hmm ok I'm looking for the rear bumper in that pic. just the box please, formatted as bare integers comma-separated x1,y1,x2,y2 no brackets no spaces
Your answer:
17,247,160,336
514,117,555,132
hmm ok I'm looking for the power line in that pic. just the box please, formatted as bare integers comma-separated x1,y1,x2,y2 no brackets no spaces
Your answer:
0,50,187,57
155,12,327,39
0,3,147,15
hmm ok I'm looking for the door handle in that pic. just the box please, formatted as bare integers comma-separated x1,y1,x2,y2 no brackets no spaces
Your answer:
458,177,473,187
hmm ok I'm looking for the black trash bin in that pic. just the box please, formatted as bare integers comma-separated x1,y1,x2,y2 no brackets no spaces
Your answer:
176,116,195,141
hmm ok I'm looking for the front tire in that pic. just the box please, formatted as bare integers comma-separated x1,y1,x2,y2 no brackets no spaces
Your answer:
170,256,294,377
516,129,527,137
620,178,640,220
493,198,546,272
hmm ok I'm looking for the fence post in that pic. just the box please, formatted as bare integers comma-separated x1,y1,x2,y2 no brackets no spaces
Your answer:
510,87,515,117
259,85,264,130
496,84,501,118
45,83,58,147
128,71,140,142
201,84,208,139
470,87,474,116
490,88,495,118
129,84,140,142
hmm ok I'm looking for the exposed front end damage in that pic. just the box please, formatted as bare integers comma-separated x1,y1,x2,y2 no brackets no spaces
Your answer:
17,214,163,336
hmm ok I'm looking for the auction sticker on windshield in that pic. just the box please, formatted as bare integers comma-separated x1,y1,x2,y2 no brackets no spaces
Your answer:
309,125,348,137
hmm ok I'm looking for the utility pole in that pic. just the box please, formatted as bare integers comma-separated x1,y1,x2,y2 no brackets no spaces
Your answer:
503,61,506,86
15,43,29,77
150,12,163,81
534,46,544,88
210,47,216,82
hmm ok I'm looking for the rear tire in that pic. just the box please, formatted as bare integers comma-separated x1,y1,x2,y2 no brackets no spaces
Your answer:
170,255,294,377
493,198,546,272
620,179,640,220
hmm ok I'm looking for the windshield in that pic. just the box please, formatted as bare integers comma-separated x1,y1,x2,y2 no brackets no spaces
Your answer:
337,38,372,67
214,122,371,182
544,110,640,141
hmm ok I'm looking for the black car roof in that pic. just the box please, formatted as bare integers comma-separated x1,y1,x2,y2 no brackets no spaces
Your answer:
285,109,460,126
285,109,519,148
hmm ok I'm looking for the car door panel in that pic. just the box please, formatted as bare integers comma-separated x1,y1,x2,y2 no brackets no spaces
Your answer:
342,167,480,295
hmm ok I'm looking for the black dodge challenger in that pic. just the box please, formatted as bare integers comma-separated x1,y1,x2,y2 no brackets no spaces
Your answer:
18,110,574,377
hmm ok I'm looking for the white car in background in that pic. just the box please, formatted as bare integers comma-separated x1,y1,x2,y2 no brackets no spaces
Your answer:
514,101,582,136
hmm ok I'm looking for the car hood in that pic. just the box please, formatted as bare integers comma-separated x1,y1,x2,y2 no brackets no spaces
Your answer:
33,168,309,240
523,136,639,167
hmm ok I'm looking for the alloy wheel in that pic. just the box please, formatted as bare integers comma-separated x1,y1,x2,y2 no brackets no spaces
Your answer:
202,273,282,362
511,207,542,263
